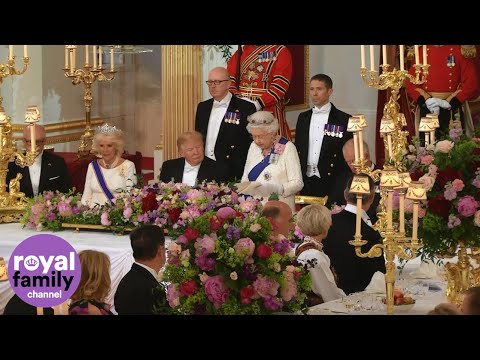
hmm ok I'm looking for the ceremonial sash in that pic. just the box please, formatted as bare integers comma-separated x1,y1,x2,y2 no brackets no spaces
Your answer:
92,160,114,203
248,137,287,181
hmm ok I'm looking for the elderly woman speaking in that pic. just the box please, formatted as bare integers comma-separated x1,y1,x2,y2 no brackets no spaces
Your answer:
239,111,303,211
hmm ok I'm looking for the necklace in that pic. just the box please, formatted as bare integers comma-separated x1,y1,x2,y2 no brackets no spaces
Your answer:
301,235,324,251
102,157,119,169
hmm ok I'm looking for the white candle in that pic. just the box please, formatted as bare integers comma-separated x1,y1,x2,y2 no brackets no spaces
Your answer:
65,46,68,69
399,45,405,71
399,193,405,234
98,46,103,68
93,46,97,69
355,197,363,238
69,50,74,75
425,132,430,146
382,45,387,66
23,45,28,58
359,131,364,160
369,45,375,71
30,124,36,152
430,130,435,144
360,45,366,68
110,47,114,71
85,45,89,65
387,191,393,230
412,202,419,242
423,45,428,66
414,45,420,65
353,132,359,163
9,45,13,60
387,134,393,159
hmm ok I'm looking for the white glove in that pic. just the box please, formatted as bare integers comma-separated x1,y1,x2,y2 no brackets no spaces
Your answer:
240,96,262,111
255,182,284,197
438,99,452,110
425,97,440,114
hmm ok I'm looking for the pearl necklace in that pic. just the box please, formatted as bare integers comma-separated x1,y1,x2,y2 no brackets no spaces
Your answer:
102,157,119,169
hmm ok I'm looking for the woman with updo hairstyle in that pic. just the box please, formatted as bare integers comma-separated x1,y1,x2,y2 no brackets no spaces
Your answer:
81,123,137,206
239,111,303,212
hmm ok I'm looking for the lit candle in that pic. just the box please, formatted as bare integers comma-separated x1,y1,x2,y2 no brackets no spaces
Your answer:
399,192,405,234
353,132,359,163
387,190,393,230
64,46,68,69
414,45,420,65
70,50,74,75
399,45,405,71
110,47,114,71
423,45,428,66
382,45,387,66
30,124,36,153
412,202,419,242
369,45,375,71
355,196,363,238
387,134,393,159
85,45,89,65
98,46,103,68
93,46,97,69
360,45,366,68
358,130,364,160
9,45,13,60
23,45,28,58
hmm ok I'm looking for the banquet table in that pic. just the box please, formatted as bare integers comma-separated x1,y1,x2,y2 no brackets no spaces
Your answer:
0,223,135,315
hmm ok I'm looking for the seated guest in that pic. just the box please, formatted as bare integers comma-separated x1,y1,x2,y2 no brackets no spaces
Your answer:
81,124,137,207
240,111,303,212
159,131,227,185
429,286,480,315
295,204,346,305
114,224,167,315
328,139,380,223
7,124,71,197
323,174,386,295
262,200,294,238
69,250,114,315
4,294,55,315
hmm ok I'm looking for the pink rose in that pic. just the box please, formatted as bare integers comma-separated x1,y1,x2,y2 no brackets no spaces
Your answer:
216,206,236,220
457,195,479,217
100,212,111,226
452,179,465,192
234,238,255,263
123,206,133,219
204,275,230,309
420,155,433,165
435,140,454,154
280,271,298,302
166,283,180,308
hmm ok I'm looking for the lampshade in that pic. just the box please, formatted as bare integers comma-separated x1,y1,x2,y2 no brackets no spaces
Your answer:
380,168,401,189
398,113,407,127
379,117,395,133
395,172,412,190
352,114,367,128
406,181,427,200
347,116,362,132
426,113,440,128
349,175,371,195
419,117,434,132
25,106,40,123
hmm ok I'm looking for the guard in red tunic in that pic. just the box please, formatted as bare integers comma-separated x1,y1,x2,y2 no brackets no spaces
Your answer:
227,45,293,140
405,45,479,137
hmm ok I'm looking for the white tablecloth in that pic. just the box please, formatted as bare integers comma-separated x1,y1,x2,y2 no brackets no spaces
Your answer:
0,223,134,315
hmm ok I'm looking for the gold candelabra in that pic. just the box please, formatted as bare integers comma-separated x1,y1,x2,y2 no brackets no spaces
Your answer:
348,45,429,314
63,45,117,158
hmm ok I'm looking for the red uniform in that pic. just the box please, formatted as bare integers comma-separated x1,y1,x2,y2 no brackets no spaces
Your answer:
227,45,293,139
406,45,479,104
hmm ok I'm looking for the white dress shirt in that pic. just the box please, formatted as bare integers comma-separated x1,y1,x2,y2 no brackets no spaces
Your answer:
205,92,232,160
134,261,160,281
28,151,43,196
344,203,372,226
307,103,331,178
182,160,201,186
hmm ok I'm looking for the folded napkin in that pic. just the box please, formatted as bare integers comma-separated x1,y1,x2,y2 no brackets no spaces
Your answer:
364,271,386,294
235,181,262,196
409,260,438,279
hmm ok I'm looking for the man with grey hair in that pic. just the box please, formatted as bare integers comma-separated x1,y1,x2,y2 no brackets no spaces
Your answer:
323,174,386,295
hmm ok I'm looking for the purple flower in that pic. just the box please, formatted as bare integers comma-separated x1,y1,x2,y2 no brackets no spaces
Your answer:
101,212,111,226
457,195,479,217
242,264,258,282
263,295,283,311
195,255,215,271
43,191,54,201
273,239,293,256
449,128,463,141
447,215,461,229
444,186,457,201
226,225,240,240
45,212,56,221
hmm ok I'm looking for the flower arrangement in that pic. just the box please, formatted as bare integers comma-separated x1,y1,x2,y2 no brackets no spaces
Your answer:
406,128,480,259
161,205,311,315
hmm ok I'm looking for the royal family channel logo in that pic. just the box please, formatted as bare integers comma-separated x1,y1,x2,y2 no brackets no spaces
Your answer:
8,234,81,308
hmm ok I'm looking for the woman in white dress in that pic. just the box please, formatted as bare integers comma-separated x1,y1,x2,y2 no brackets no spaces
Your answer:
81,124,137,207
240,111,303,212
295,204,345,305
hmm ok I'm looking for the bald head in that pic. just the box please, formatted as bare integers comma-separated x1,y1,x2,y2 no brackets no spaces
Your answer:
342,138,371,173
22,124,46,153
207,67,231,101
262,200,294,237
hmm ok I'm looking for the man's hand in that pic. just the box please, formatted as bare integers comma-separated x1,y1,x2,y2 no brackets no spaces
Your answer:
425,98,441,114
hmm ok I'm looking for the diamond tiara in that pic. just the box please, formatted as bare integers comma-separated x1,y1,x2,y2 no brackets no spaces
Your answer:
95,123,123,135
247,111,276,125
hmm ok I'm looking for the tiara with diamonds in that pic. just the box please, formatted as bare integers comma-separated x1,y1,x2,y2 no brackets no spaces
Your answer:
247,111,276,125
95,123,123,135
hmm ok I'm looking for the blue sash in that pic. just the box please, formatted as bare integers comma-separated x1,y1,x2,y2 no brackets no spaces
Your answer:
248,137,288,181
92,160,115,204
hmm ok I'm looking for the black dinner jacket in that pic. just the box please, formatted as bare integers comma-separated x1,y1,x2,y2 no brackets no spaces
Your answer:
159,157,228,185
294,103,353,194
6,151,72,197
114,263,165,315
323,210,386,295
195,93,256,182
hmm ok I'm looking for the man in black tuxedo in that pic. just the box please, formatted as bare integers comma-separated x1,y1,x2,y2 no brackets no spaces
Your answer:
159,131,227,185
114,224,167,315
329,139,381,224
6,124,71,197
195,66,256,182
323,174,386,295
294,74,352,207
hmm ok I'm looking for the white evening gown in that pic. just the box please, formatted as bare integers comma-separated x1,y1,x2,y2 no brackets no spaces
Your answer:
81,159,137,207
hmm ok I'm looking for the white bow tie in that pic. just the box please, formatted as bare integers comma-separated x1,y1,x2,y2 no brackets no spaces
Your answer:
312,107,329,115
184,164,199,173
213,101,228,109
